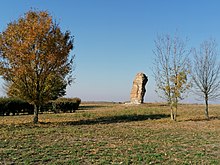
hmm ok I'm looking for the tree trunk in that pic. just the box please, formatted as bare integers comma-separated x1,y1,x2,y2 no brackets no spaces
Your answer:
173,106,177,121
173,97,178,121
205,95,209,120
170,100,177,121
170,102,174,120
33,104,40,124
171,108,174,120
34,78,41,124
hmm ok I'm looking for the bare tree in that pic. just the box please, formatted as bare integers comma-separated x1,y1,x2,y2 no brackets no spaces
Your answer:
153,33,191,121
191,39,220,119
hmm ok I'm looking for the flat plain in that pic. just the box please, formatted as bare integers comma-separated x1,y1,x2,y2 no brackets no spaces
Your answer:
0,102,220,164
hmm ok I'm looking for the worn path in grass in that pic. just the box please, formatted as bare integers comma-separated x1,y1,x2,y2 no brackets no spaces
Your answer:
0,103,220,164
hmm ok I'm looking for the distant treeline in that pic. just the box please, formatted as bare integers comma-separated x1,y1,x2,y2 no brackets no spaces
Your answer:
0,97,81,116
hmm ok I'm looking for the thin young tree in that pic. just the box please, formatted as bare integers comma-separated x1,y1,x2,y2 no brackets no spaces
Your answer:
191,39,220,119
153,34,191,121
0,10,74,123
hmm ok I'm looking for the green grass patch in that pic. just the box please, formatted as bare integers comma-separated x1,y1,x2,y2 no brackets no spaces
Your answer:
0,103,220,164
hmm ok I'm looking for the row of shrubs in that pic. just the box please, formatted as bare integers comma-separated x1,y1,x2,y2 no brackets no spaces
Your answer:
0,98,34,116
0,97,81,116
42,98,81,113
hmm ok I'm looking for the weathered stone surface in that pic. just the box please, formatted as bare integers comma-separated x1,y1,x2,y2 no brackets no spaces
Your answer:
130,73,148,104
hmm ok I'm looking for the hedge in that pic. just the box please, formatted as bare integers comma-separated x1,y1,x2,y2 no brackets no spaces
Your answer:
42,97,81,113
0,97,81,116
0,98,34,116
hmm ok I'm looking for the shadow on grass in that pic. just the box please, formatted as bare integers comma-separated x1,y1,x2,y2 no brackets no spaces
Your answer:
78,105,110,110
41,114,170,126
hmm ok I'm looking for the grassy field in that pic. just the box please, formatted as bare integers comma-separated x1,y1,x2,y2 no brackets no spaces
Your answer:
0,102,220,164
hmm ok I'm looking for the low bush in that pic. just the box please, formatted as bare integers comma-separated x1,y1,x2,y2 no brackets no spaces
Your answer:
0,97,81,116
50,97,81,113
0,98,34,116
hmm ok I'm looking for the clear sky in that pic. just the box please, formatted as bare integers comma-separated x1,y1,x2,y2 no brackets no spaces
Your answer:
1,0,220,102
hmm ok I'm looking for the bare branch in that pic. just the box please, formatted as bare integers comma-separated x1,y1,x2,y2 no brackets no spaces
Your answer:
191,39,220,119
152,33,191,120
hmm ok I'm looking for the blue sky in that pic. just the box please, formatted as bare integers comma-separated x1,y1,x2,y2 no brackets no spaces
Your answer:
0,0,220,102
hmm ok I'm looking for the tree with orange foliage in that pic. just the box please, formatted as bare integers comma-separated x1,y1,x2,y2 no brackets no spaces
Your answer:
0,10,74,123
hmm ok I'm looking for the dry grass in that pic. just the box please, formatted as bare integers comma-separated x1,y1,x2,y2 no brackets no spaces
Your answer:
0,102,220,164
